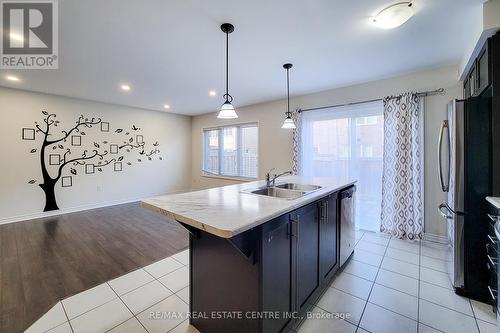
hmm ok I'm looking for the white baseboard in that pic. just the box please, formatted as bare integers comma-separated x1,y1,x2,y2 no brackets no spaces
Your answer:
0,190,186,226
423,232,448,244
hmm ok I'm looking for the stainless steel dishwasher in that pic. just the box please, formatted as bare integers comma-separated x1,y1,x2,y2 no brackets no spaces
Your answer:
340,186,356,267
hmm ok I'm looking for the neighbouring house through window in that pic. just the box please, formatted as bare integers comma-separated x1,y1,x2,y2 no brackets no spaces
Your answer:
202,123,258,179
300,101,384,232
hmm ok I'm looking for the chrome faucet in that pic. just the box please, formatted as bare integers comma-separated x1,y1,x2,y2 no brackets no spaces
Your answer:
265,169,292,187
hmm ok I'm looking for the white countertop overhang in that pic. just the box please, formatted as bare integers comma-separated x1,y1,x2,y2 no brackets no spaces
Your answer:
142,176,356,238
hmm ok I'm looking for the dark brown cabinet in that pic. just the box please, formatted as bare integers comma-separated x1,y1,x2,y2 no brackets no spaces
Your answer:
464,39,491,98
187,188,349,333
294,203,320,310
262,214,294,333
319,194,338,281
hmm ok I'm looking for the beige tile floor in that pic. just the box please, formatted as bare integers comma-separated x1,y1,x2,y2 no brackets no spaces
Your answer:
25,231,498,333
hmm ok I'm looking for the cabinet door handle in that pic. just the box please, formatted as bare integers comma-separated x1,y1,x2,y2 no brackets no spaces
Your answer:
297,215,300,241
325,201,329,224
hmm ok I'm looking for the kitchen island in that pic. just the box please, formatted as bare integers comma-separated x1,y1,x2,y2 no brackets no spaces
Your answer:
142,176,355,333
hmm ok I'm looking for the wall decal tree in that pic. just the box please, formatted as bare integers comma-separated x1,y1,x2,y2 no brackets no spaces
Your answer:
24,110,161,212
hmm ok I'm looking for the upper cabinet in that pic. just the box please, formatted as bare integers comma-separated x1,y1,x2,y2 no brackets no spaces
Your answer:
465,39,491,98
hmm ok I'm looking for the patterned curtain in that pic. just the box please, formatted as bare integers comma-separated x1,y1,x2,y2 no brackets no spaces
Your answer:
380,92,424,240
291,110,302,175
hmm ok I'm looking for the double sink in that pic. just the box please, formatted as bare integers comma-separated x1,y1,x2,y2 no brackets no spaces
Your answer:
244,183,322,200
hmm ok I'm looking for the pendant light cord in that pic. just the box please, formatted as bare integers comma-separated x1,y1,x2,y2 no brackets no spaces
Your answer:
286,67,290,116
225,31,229,102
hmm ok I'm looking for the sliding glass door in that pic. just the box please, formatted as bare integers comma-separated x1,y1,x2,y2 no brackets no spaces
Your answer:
300,101,383,231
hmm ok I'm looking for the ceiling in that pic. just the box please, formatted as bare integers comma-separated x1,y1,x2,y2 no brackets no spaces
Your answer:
0,0,483,115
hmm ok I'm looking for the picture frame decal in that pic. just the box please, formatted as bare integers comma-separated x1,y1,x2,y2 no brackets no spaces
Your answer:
114,162,122,172
101,122,110,132
61,176,72,188
71,135,81,146
49,154,61,166
110,144,119,154
85,164,95,174
22,128,35,140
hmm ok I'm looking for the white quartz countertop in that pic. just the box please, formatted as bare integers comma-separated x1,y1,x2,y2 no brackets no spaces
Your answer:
487,197,500,210
142,176,356,238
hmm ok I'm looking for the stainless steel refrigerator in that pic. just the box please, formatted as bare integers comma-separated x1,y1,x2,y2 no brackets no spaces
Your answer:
438,97,492,301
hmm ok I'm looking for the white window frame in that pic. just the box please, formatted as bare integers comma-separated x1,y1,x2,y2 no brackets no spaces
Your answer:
202,122,259,180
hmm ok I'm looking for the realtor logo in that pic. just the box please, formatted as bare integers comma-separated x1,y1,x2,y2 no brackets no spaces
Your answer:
1,0,58,69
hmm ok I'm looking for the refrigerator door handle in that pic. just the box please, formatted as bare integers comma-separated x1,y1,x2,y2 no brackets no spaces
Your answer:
438,203,453,220
438,120,450,192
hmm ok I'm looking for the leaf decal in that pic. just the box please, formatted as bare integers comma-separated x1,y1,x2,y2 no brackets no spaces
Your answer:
137,159,142,162
94,142,100,148
70,168,77,175
30,149,37,153
115,129,123,133
118,156,124,161
58,144,64,149
159,157,163,160
125,132,130,135
139,150,145,155
153,141,159,147
148,157,152,161
102,141,108,144
28,179,36,184
129,137,133,143
53,146,57,150
42,110,48,115
98,168,103,172
80,131,86,135
127,162,132,165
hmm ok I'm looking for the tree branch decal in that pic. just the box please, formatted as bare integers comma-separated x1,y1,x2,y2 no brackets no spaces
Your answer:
24,111,163,212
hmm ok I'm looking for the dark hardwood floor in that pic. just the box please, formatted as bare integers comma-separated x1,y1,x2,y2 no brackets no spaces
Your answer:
0,202,189,333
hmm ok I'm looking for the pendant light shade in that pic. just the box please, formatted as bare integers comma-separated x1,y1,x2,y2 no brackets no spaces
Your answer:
217,23,238,119
281,114,296,129
218,100,238,119
281,63,296,129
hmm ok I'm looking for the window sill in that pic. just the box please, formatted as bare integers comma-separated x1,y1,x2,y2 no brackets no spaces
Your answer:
201,173,258,182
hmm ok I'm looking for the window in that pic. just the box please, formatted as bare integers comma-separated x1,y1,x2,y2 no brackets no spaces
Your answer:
355,116,378,126
300,101,384,232
203,123,258,179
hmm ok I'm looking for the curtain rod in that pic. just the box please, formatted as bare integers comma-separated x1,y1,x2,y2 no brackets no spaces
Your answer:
297,88,445,113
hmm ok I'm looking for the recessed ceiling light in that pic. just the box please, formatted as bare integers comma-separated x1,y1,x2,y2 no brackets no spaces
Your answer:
163,104,170,110
121,84,131,91
372,2,415,29
209,90,217,97
6,75,20,82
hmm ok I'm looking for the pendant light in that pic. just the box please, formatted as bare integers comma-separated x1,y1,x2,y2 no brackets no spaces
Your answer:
281,63,296,129
217,23,238,119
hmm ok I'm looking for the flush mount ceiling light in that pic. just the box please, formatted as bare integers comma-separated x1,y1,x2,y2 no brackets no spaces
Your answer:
209,90,217,97
372,2,415,29
217,23,238,119
281,63,296,129
163,104,170,110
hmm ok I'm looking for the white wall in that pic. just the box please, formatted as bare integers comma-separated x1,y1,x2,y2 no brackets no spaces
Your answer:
191,65,461,238
0,87,192,223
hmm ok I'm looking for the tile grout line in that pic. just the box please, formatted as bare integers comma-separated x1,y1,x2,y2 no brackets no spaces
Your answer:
105,281,151,333
59,302,75,333
469,298,482,333
355,233,391,331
